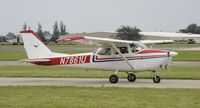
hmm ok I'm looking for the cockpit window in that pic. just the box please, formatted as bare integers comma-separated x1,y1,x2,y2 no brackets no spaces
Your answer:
118,47,128,54
97,48,111,55
114,46,129,54
130,44,141,53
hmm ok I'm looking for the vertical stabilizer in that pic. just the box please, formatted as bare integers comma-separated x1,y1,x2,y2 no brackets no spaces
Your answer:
20,30,52,59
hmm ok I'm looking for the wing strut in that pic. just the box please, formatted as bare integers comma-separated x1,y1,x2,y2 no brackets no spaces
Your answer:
111,43,136,70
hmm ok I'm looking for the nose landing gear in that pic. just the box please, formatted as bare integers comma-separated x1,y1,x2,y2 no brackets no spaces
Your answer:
152,71,161,83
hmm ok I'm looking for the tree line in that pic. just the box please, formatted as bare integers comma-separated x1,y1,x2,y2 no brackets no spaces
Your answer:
116,24,200,41
23,21,69,43
0,21,69,43
1,23,200,43
0,32,21,43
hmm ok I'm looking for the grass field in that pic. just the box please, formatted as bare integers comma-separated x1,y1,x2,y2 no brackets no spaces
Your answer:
0,51,27,61
173,50,200,61
0,86,199,108
0,66,199,79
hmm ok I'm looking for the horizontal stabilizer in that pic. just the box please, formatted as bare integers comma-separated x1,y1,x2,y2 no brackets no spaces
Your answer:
19,59,50,62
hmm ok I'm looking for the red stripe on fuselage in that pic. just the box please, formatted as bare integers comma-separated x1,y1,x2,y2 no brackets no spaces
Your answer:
31,55,91,65
137,50,167,54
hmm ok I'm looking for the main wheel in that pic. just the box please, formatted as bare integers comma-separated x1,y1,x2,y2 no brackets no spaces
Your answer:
109,75,118,84
127,73,136,82
153,75,161,83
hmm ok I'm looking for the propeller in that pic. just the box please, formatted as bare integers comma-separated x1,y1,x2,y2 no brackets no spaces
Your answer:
160,51,178,70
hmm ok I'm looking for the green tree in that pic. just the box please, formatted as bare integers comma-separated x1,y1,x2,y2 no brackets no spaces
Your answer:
60,21,65,35
37,23,46,42
43,31,51,36
64,25,69,35
6,32,16,39
0,36,7,42
116,26,141,40
50,21,60,42
60,21,68,35
179,24,200,34
43,31,51,42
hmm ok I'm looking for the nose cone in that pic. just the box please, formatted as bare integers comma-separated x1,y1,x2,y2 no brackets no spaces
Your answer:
169,51,178,57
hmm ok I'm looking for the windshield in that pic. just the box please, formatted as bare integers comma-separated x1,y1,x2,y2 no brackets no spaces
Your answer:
97,48,111,55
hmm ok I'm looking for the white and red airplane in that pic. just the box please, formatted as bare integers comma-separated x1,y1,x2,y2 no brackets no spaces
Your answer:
20,29,180,84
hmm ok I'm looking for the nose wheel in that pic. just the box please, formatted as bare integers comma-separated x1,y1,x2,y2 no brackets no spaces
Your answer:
153,75,160,83
152,71,161,83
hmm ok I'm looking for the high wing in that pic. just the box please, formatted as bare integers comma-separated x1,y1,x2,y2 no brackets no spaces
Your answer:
57,35,147,48
140,32,200,38
57,35,174,48
57,30,200,46
61,31,200,39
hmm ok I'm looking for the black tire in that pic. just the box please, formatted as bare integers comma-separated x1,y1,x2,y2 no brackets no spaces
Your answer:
109,75,118,84
153,75,161,83
127,73,136,82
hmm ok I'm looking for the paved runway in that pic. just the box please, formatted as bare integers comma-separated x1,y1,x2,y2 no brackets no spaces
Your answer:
0,78,199,88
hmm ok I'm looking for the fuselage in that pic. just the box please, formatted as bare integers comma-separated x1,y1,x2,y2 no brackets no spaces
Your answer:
20,29,179,83
31,49,172,72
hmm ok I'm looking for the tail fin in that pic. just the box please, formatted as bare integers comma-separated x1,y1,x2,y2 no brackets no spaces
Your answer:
20,30,52,59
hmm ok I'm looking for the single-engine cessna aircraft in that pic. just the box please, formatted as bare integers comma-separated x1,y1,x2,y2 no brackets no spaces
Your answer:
20,29,188,84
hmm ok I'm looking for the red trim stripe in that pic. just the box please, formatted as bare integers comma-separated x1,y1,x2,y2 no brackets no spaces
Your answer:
137,50,167,54
30,55,91,66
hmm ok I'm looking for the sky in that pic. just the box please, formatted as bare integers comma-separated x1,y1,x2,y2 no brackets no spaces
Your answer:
0,0,200,35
